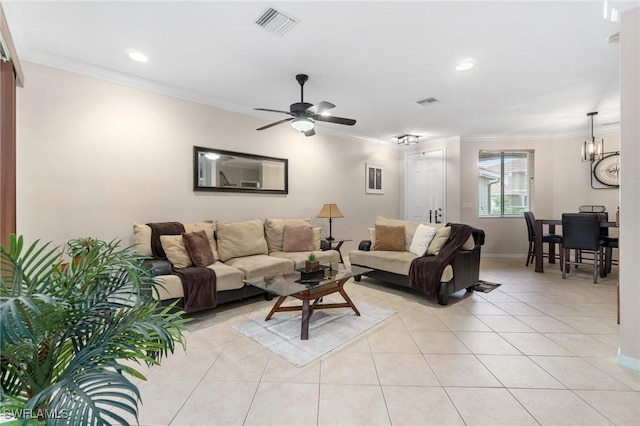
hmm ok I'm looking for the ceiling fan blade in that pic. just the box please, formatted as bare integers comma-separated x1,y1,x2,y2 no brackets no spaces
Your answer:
314,115,356,126
306,101,335,115
304,128,316,137
254,108,292,115
256,117,293,131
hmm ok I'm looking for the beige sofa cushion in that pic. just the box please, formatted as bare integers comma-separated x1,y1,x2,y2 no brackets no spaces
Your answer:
373,224,405,251
153,261,245,300
349,249,453,282
216,219,268,262
264,218,312,252
160,235,192,268
427,226,451,256
270,250,340,269
224,254,294,279
283,225,314,252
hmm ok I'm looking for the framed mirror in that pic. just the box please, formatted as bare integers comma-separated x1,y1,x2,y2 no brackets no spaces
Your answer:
194,146,288,194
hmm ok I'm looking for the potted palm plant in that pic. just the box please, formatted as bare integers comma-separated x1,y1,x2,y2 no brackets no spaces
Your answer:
0,234,187,425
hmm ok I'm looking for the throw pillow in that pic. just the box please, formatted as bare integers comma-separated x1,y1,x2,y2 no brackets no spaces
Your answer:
182,230,215,267
409,224,438,256
183,220,219,260
216,219,269,262
264,218,312,252
160,235,192,268
283,225,314,252
132,223,152,256
427,226,451,256
373,224,405,251
375,216,420,251
312,227,322,250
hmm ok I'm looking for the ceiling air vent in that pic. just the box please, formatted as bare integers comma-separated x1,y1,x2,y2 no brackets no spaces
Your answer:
255,7,297,36
416,97,440,106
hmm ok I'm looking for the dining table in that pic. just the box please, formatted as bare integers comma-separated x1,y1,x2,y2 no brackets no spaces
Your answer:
534,218,618,273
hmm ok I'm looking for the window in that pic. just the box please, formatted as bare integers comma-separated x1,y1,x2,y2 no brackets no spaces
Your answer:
478,150,534,217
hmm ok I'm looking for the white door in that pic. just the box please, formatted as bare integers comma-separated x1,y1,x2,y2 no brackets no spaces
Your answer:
405,150,445,224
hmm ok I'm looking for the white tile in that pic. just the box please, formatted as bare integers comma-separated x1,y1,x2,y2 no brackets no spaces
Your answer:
149,346,221,379
574,390,640,425
425,354,502,387
446,387,538,425
244,382,319,426
135,378,200,425
531,356,631,390
261,354,320,383
477,354,564,389
499,332,573,356
515,315,580,333
318,384,390,425
475,314,535,332
204,348,270,381
492,302,543,315
383,386,464,425
373,353,439,386
320,351,379,385
511,389,613,425
455,331,521,355
544,333,617,357
438,314,493,332
410,330,470,354
173,380,258,425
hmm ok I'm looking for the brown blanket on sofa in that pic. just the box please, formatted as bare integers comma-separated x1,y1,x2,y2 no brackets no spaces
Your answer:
147,221,185,259
173,266,218,313
408,223,475,297
147,221,217,313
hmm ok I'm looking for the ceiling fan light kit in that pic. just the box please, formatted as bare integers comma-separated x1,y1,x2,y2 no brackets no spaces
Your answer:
291,117,314,132
255,74,356,137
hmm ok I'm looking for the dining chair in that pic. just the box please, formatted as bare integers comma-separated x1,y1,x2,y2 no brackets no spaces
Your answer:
561,213,604,283
601,236,619,277
523,211,563,268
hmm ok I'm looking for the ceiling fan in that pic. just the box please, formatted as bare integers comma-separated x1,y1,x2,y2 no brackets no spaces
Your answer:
255,74,356,137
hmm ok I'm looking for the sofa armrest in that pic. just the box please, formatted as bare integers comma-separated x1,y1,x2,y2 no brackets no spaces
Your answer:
358,240,372,251
143,259,172,276
472,229,485,246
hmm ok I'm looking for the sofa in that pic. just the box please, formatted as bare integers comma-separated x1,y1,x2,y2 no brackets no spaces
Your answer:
349,216,484,306
133,218,339,312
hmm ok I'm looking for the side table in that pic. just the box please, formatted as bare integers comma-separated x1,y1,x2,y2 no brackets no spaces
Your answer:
321,239,352,263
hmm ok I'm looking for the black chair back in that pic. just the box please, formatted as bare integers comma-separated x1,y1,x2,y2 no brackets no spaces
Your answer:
562,213,601,251
523,211,535,242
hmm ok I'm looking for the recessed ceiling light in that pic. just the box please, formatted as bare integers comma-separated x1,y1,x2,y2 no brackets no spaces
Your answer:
456,58,475,71
127,50,148,63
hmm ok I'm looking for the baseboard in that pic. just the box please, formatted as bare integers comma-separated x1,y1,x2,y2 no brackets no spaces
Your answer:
617,348,640,371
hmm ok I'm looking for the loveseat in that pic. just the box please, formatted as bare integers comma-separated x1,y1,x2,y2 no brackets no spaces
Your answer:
133,218,339,312
349,216,484,305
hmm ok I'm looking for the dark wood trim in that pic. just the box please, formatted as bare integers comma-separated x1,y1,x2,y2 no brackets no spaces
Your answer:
0,58,17,247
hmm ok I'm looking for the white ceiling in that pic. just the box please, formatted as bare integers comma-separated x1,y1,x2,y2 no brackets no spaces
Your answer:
2,1,635,145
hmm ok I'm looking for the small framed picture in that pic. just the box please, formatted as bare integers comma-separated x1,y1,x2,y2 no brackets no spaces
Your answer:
365,163,383,194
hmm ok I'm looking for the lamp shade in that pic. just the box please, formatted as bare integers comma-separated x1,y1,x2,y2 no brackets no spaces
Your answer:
317,204,344,219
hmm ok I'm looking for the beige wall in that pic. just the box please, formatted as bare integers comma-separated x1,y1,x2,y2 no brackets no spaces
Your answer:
618,6,640,369
16,62,401,255
456,134,620,256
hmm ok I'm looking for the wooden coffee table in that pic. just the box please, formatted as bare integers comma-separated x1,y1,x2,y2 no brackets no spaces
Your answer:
244,264,371,340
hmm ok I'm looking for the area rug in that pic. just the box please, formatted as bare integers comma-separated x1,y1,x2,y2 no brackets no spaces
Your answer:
473,280,502,293
232,302,395,367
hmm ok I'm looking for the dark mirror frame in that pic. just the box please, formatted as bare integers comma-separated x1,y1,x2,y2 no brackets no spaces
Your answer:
193,146,288,194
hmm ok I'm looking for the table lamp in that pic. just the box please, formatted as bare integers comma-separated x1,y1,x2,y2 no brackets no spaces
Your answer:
317,204,344,241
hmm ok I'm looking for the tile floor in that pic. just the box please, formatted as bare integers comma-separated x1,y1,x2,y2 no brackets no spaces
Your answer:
123,257,640,425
